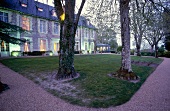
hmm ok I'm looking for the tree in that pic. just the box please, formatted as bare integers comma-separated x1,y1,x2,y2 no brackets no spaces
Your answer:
97,25,117,44
54,0,86,79
118,0,138,79
109,39,118,50
84,0,118,45
143,1,165,58
163,8,170,51
0,20,27,44
130,0,147,56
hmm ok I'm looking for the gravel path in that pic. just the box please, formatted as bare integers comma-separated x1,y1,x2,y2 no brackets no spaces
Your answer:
0,58,170,111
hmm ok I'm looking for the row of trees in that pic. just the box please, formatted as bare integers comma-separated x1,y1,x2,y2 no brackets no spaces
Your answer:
53,0,170,80
1,0,169,80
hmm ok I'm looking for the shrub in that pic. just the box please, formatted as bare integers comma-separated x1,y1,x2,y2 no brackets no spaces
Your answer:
130,49,135,55
11,51,22,57
141,52,154,56
164,51,170,58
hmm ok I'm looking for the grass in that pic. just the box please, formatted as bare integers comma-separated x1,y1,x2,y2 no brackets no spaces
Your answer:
0,54,163,108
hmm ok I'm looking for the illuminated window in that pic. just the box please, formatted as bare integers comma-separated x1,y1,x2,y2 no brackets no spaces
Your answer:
21,3,27,7
1,41,9,51
1,41,5,51
38,8,43,12
54,43,59,52
54,22,59,34
24,42,30,52
40,39,46,51
22,16,30,30
40,20,46,33
0,11,8,22
52,10,57,17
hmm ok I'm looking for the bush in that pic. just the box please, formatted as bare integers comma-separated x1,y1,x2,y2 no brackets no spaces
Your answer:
110,50,116,53
130,49,135,55
164,51,170,58
11,51,22,57
74,51,80,54
141,52,154,56
23,51,46,56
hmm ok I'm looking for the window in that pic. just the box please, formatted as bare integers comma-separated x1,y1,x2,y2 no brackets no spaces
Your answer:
54,22,59,34
84,28,86,37
54,43,59,52
86,29,89,37
0,11,8,22
91,30,93,38
85,43,87,50
51,10,57,17
22,16,30,30
40,20,46,33
1,41,5,51
91,43,94,51
75,42,79,51
40,39,46,51
75,29,78,38
1,41,9,51
21,3,27,7
24,42,30,52
38,8,43,12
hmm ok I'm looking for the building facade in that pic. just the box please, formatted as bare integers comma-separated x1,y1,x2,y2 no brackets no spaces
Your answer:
0,0,96,57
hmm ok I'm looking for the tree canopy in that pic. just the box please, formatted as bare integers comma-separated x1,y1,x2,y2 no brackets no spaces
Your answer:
0,20,27,44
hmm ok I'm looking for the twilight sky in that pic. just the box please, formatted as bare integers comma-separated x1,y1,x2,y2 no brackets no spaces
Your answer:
36,0,88,14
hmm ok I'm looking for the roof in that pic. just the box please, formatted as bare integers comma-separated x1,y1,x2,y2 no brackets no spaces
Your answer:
0,0,96,29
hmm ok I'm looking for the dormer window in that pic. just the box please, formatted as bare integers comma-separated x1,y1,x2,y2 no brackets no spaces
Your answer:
51,9,57,17
38,8,43,12
21,3,27,7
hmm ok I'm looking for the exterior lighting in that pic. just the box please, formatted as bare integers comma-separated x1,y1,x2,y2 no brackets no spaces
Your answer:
60,13,65,21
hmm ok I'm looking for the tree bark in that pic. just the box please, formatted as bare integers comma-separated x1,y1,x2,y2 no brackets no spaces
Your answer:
54,0,85,79
120,0,132,72
55,0,76,79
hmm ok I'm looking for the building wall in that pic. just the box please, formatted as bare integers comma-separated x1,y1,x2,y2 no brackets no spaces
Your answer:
0,8,96,56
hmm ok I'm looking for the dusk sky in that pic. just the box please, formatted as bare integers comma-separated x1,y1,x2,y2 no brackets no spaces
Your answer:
36,0,88,14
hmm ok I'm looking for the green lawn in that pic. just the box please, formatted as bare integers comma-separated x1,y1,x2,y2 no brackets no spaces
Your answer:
0,54,163,108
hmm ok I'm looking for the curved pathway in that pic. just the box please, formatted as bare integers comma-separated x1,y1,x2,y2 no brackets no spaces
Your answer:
0,58,170,111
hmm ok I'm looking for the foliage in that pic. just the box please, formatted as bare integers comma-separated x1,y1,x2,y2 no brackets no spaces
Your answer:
163,8,170,51
109,39,118,50
84,0,118,44
141,52,154,56
0,55,163,108
0,20,27,44
158,45,165,57
164,51,170,58
117,46,122,52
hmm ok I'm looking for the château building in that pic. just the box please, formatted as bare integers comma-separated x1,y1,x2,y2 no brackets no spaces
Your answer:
0,0,96,57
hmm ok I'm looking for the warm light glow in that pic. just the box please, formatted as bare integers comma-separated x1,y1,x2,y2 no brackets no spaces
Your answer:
40,40,46,51
21,3,27,7
38,8,43,12
60,13,65,21
22,16,30,30
24,42,29,52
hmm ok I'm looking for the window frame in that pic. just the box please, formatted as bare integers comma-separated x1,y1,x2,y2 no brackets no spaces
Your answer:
39,19,46,33
53,22,59,35
0,11,8,23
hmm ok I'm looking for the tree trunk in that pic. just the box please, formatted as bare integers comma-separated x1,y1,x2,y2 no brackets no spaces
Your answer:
136,45,141,56
120,0,132,72
155,44,159,58
55,1,77,79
